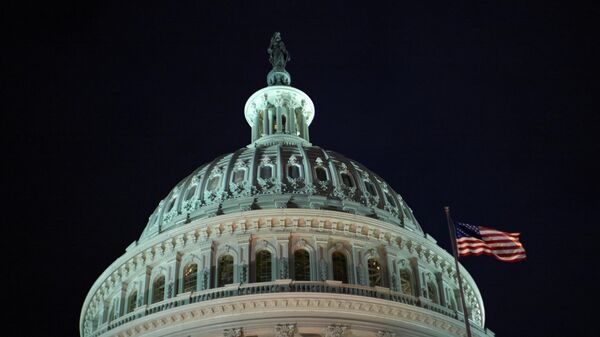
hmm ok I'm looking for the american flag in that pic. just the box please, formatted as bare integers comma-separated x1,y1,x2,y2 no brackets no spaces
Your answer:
455,222,527,262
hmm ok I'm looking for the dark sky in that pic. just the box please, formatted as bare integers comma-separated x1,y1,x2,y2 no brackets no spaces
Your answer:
5,1,599,336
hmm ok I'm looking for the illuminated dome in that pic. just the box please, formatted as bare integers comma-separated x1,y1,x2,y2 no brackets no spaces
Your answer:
81,33,494,337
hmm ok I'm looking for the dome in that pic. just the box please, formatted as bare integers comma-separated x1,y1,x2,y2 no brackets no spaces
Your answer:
81,33,492,337
139,145,423,243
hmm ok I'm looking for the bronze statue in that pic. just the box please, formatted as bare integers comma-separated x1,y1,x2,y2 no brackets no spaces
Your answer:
268,32,290,69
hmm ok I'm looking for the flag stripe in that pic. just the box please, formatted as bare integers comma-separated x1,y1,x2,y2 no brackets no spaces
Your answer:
458,247,526,255
458,241,522,248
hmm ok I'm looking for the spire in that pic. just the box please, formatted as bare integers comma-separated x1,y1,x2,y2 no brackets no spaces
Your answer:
267,32,291,86
244,33,314,146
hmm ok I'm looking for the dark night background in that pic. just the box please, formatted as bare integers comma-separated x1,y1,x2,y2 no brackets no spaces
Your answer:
4,1,599,336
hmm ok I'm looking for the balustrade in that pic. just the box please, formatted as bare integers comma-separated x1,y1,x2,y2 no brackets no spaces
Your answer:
92,280,470,336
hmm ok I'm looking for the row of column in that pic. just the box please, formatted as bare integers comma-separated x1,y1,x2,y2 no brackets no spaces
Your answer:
90,235,471,334
251,106,309,142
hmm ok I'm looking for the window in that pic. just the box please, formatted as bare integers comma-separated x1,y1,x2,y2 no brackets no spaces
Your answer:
152,275,165,303
294,250,311,281
127,291,137,314
259,166,273,179
341,173,354,187
183,263,198,293
364,181,377,195
217,255,234,287
256,250,272,282
427,281,439,304
232,169,246,184
399,269,413,295
315,166,328,182
288,165,301,179
207,176,221,191
281,114,287,133
185,186,196,200
332,252,348,283
367,258,382,287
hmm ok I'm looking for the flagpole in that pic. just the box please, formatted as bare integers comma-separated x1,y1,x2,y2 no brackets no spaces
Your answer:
444,206,473,337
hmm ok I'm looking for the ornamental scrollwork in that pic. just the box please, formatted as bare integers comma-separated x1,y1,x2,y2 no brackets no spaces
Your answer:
230,180,251,198
286,176,305,190
326,325,348,337
275,323,297,337
224,327,244,337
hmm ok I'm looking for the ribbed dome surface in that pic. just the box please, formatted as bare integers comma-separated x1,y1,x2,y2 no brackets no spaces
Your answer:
139,144,422,242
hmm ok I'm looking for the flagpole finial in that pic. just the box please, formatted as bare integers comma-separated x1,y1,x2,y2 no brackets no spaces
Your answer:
444,206,450,215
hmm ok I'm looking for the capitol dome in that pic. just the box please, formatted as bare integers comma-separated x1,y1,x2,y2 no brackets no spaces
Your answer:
81,33,494,337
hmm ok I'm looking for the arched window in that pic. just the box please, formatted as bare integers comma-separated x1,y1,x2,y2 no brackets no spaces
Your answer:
332,252,348,283
126,290,137,314
399,269,413,295
256,250,272,282
288,165,301,179
367,258,383,287
185,185,197,200
217,255,234,287
427,281,439,304
294,250,311,281
281,115,287,133
259,166,273,179
183,263,198,293
232,169,246,184
341,172,354,188
207,176,221,191
364,181,377,195
315,166,328,182
152,275,165,304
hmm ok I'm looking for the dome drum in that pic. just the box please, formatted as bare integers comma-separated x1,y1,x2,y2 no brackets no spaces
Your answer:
81,209,489,337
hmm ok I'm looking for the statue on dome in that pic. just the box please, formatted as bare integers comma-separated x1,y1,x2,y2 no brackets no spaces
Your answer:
268,32,290,69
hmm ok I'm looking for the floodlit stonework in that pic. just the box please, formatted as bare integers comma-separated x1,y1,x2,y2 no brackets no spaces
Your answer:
81,33,495,337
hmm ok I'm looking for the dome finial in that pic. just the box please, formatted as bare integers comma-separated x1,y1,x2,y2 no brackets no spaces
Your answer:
267,32,291,86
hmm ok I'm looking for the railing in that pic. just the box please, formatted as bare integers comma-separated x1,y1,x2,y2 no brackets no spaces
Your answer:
90,280,473,337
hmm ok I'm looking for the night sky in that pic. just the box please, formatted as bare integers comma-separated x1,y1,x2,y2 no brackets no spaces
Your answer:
5,2,598,336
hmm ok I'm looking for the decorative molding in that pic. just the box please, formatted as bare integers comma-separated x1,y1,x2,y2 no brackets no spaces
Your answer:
326,324,348,337
223,327,244,337
275,323,298,337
